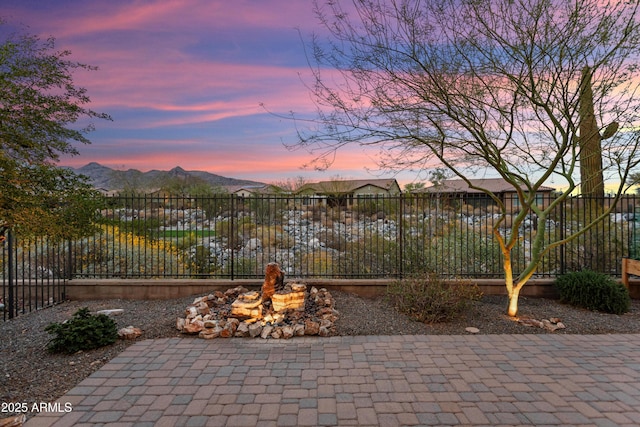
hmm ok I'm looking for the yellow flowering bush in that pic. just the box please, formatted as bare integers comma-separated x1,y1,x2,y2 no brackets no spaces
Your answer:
73,224,189,277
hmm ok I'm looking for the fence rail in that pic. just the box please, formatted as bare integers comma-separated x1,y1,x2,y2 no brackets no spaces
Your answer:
72,193,640,279
3,193,638,319
1,230,68,320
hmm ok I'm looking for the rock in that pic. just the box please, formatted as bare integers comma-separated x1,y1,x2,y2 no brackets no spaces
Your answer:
96,309,124,316
199,327,222,339
271,327,283,339
542,319,566,332
238,290,260,301
249,322,263,338
518,318,544,328
304,319,320,335
176,317,186,331
182,319,204,334
320,319,333,329
541,319,558,332
118,326,143,340
235,322,250,337
465,327,480,334
261,262,284,302
519,316,566,332
282,325,295,339
225,286,249,298
186,306,198,319
0,414,25,427
220,318,239,337
294,323,306,336
178,280,338,340
272,283,306,312
261,324,274,339
203,319,218,328
196,301,210,315
244,237,262,251
230,295,263,319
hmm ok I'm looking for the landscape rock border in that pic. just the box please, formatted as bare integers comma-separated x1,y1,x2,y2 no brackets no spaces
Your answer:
176,284,339,339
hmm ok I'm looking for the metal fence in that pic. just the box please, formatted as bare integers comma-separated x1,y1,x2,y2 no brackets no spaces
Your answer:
69,193,639,280
1,230,68,320
3,193,638,319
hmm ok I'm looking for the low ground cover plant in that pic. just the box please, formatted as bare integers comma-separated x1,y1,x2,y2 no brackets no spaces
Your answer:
555,270,631,315
45,307,118,354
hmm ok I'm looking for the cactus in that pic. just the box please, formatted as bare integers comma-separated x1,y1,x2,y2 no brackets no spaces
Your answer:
578,66,619,273
578,66,618,198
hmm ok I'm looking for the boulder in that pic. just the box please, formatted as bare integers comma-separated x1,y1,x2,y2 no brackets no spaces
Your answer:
304,319,320,335
261,262,284,302
118,326,143,340
272,283,306,312
0,414,25,427
231,292,263,319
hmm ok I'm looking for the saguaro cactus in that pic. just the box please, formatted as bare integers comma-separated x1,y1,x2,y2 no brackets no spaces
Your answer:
578,66,619,273
579,66,619,198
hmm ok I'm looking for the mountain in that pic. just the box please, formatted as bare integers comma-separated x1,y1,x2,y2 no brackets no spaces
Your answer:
67,162,265,191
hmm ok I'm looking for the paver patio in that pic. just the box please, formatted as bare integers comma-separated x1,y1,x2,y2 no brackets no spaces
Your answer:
23,334,640,426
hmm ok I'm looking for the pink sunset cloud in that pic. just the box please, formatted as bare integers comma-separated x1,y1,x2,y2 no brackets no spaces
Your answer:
2,0,418,188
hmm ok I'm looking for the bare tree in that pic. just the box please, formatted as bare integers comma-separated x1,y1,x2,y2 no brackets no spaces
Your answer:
271,176,311,193
292,0,640,316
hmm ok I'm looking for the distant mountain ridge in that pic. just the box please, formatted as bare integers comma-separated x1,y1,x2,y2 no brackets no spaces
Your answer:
67,162,265,191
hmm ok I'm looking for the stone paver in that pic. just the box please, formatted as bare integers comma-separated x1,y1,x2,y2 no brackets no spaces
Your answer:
22,334,640,426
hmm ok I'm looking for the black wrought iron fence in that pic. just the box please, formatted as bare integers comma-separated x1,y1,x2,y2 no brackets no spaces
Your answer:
1,230,68,320
66,193,639,280
3,192,637,320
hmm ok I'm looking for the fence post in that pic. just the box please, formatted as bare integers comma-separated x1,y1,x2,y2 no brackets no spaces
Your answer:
7,229,14,319
230,194,236,281
559,199,565,275
398,194,404,279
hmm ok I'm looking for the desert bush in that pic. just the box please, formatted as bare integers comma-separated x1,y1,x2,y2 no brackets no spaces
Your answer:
189,244,219,275
223,256,258,277
253,225,285,248
551,201,631,273
300,249,335,276
334,232,399,276
424,228,504,276
73,224,188,277
555,270,630,314
386,272,483,323
214,216,255,249
45,307,118,354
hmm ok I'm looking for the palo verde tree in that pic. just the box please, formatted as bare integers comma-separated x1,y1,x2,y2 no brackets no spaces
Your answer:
0,20,110,239
292,0,640,316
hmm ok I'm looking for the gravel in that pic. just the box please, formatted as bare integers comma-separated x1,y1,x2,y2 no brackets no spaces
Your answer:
2,290,640,420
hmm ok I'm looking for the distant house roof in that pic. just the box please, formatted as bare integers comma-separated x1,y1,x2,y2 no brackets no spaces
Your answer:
420,178,555,194
297,179,400,194
227,184,283,195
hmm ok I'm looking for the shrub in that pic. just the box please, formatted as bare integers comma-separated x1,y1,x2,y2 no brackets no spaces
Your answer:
223,257,258,277
555,270,631,314
45,308,118,354
423,228,504,276
386,272,483,323
74,224,187,277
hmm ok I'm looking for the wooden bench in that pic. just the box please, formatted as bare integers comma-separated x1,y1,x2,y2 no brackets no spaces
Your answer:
621,258,640,289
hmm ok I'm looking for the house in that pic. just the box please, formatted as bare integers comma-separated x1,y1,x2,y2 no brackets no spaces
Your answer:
417,178,556,209
297,178,401,207
227,184,284,197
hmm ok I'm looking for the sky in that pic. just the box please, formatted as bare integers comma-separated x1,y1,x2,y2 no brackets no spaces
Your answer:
2,0,425,188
